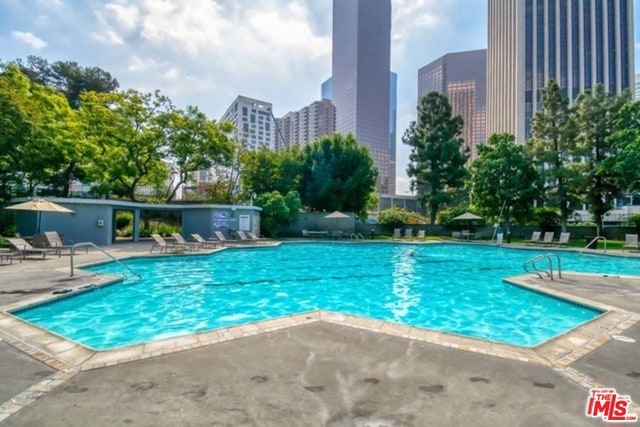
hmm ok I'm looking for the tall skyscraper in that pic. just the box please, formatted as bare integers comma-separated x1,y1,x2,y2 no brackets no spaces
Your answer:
277,99,336,148
418,49,487,162
635,73,640,99
331,0,394,194
220,95,277,150
322,73,397,193
487,0,634,143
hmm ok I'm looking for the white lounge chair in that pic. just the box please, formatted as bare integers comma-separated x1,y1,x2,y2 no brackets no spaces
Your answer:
393,228,402,239
524,231,542,245
556,232,571,246
191,234,221,249
171,233,201,251
416,230,426,240
7,237,59,259
42,231,88,255
404,229,413,239
150,234,185,253
539,232,555,245
623,234,639,252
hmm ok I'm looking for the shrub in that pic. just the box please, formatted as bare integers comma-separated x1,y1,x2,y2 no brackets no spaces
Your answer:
377,207,426,228
533,207,560,231
377,206,408,229
630,213,640,229
115,211,133,230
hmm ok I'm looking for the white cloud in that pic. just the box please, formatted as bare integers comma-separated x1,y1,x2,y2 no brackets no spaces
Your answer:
11,31,47,49
105,2,140,30
127,55,158,72
162,68,179,80
91,28,125,45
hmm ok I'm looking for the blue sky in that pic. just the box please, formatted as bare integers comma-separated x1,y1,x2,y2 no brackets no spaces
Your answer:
1,0,639,195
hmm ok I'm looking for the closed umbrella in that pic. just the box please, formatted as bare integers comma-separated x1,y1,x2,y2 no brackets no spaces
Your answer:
5,199,74,234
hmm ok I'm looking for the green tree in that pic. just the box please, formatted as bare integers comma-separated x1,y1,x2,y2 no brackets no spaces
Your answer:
160,106,234,202
572,85,630,235
468,133,542,234
403,92,469,224
299,134,377,218
239,148,280,197
255,190,301,237
610,101,640,193
15,55,119,108
527,79,581,231
0,65,85,198
240,146,304,199
80,90,171,201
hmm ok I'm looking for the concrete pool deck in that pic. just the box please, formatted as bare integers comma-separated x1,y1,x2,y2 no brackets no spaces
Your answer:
0,241,639,425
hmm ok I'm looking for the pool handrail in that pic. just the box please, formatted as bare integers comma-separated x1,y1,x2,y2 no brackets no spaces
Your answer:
523,253,562,280
580,236,607,254
69,242,141,281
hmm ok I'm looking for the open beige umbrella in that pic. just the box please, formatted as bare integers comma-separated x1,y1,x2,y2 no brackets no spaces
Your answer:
5,199,74,234
324,211,350,219
451,212,483,221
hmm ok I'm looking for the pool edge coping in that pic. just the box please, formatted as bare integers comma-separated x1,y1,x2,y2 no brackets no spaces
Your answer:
1,242,640,374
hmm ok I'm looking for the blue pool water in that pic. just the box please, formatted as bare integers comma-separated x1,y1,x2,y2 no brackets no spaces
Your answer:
14,243,640,350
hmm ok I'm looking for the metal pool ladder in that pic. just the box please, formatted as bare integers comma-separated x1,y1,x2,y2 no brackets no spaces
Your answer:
523,253,562,280
580,236,607,254
69,242,142,281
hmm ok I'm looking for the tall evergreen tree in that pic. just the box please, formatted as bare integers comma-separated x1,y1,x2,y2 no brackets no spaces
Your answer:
572,85,630,235
403,92,468,224
610,101,640,194
527,79,581,231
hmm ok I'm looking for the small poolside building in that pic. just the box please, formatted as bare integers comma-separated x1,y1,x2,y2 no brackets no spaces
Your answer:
9,198,262,246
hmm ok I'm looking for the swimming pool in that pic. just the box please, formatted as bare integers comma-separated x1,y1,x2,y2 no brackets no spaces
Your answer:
14,243,639,350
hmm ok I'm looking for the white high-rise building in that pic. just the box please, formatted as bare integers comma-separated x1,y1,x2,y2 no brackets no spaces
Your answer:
220,95,277,150
487,0,634,143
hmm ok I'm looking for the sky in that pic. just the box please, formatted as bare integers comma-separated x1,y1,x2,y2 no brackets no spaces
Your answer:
1,0,639,196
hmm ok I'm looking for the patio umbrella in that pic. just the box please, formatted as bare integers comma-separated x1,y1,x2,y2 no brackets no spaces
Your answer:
324,211,350,219
5,199,74,234
451,212,483,221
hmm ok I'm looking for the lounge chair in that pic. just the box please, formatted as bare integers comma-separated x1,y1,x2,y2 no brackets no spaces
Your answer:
622,234,639,252
190,234,221,249
150,234,185,253
214,231,234,246
404,229,413,239
539,232,555,245
460,230,475,240
171,233,201,251
7,237,58,259
524,231,542,245
247,232,273,243
42,231,88,255
452,231,461,239
556,232,571,246
237,230,272,245
393,228,402,239
416,230,426,240
0,251,22,265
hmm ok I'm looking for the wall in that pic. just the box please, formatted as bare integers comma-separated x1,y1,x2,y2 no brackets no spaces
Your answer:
281,212,355,236
19,203,114,246
182,208,261,240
